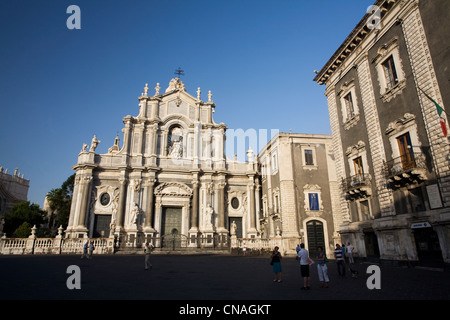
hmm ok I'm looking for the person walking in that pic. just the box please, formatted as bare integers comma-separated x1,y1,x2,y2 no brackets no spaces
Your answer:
81,240,89,259
346,242,355,264
270,246,282,282
316,246,329,288
88,241,95,259
144,242,154,270
334,244,346,277
297,243,311,290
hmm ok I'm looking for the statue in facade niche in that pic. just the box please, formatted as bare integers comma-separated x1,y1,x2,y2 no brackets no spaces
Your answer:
230,221,237,236
205,204,214,229
129,203,139,227
168,127,183,159
169,140,182,159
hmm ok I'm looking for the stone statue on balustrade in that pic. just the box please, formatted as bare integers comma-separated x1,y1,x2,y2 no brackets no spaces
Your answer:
90,135,100,152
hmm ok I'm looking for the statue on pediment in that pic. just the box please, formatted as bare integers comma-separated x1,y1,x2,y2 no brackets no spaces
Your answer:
166,78,186,93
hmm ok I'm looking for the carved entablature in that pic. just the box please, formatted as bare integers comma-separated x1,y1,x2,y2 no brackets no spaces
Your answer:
154,182,192,198
385,113,416,136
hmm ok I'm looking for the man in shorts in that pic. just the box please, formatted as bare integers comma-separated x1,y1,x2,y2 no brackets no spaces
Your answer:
297,243,311,290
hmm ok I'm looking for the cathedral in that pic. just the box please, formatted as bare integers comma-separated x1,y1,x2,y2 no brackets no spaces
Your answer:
65,78,261,247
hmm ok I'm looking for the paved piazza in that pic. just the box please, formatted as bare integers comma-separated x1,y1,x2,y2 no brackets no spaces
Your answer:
0,254,448,302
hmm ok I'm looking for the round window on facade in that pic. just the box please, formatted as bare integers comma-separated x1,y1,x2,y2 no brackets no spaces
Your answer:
100,192,111,206
231,197,240,209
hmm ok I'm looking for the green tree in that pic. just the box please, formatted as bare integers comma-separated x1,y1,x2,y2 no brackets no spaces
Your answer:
13,222,31,238
3,201,46,236
46,174,75,229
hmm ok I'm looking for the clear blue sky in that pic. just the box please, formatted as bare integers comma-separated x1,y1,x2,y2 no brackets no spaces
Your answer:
0,0,374,207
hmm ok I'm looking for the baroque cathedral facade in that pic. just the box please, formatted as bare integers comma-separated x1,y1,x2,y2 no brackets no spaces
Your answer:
66,78,261,247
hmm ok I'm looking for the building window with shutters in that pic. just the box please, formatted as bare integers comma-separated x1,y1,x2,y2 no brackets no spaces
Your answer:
305,149,314,165
396,132,415,170
339,81,360,129
301,145,317,170
373,38,406,102
271,149,279,174
344,92,355,120
353,156,364,178
382,55,399,89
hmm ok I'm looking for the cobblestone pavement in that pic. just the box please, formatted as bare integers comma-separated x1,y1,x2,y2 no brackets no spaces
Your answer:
1,254,449,302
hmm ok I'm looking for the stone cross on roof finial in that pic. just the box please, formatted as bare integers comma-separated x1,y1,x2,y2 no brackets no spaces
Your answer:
174,67,184,79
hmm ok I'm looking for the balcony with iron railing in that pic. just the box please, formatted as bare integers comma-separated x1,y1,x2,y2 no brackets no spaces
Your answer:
342,174,372,199
384,152,428,189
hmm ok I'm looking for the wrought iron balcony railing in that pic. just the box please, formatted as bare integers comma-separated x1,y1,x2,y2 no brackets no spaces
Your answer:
342,174,371,192
342,174,372,199
384,152,427,178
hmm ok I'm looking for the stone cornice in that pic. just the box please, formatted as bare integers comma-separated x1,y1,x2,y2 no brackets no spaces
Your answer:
314,0,399,85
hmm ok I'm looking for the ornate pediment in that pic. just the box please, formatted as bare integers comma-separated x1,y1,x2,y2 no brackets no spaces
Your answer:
303,184,322,191
154,182,192,197
372,38,399,65
345,141,366,157
385,113,416,136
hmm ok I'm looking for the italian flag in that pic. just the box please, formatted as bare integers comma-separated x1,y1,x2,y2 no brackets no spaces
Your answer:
420,88,447,137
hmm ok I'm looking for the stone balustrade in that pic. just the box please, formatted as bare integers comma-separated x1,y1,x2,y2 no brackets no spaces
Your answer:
232,237,283,252
0,237,115,255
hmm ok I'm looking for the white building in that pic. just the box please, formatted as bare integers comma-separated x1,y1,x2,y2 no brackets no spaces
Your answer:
65,78,260,248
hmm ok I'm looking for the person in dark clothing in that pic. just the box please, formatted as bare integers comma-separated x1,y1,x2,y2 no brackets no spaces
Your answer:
271,246,282,282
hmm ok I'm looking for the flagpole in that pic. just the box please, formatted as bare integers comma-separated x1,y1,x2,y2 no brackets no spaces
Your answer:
419,88,450,119
417,87,447,208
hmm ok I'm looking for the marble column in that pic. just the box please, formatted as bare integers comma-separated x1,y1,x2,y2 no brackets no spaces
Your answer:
190,180,199,231
255,184,261,223
116,178,128,232
144,179,155,233
216,182,226,232
247,178,258,237
77,176,92,230
193,121,201,167
248,183,256,230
